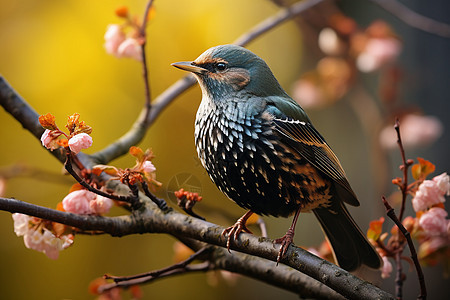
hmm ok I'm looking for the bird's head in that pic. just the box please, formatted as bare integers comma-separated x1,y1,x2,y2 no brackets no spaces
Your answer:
172,44,287,100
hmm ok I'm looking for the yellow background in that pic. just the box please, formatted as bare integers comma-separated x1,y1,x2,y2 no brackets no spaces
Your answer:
1,0,449,299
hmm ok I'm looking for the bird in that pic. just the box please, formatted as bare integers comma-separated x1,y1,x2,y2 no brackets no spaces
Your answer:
172,44,381,271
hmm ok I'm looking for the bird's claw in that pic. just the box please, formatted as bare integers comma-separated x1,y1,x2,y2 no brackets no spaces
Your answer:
222,220,253,252
274,228,295,264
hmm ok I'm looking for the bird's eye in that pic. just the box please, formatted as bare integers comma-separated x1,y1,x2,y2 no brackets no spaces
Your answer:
215,62,227,71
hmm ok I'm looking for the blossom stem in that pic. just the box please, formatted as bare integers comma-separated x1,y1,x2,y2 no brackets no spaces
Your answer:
141,180,168,211
104,247,210,283
382,196,427,300
140,0,155,125
394,118,413,221
64,152,131,203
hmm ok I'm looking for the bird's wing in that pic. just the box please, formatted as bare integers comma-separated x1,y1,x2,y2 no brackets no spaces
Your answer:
273,117,360,206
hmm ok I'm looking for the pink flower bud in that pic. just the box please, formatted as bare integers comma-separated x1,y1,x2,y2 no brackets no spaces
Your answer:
381,256,393,279
90,195,113,215
143,160,156,173
419,207,448,236
117,38,143,61
62,190,96,214
433,172,450,196
104,24,126,56
68,133,93,154
412,180,446,212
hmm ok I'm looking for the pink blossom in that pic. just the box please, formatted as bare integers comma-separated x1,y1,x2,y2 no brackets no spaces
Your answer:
24,229,45,252
90,195,113,215
381,256,393,279
412,180,446,212
357,38,401,72
379,114,443,150
41,230,73,259
433,172,450,196
419,207,448,236
23,228,73,259
117,38,143,61
12,213,73,259
12,213,31,236
41,129,62,151
104,24,126,56
143,160,156,173
62,190,96,214
68,133,93,154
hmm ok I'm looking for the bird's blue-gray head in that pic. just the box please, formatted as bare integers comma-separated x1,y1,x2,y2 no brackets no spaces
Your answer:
172,45,288,100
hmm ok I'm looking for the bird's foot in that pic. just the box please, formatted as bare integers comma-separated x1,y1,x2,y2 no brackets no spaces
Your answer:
273,227,295,264
222,212,254,252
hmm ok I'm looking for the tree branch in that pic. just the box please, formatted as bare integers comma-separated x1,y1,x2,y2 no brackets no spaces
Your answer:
382,197,426,300
0,77,66,163
139,0,155,125
0,194,394,300
370,0,450,38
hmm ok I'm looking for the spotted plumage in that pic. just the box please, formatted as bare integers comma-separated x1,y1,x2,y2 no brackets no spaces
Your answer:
172,44,381,271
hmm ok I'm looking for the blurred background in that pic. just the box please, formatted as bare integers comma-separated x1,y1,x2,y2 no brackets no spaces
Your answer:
0,0,449,299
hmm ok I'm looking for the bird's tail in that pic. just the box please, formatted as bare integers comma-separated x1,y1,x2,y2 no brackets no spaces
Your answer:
313,199,382,272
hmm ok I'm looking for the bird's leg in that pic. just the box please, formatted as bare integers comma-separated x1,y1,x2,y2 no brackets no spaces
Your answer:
274,207,301,264
222,211,254,252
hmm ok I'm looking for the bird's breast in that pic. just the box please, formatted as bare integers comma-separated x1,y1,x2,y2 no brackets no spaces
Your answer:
195,98,332,217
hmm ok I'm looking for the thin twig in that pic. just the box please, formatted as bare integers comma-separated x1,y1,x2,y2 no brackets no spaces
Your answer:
394,250,403,299
100,262,212,292
103,247,210,286
139,0,155,124
370,0,450,38
65,153,131,203
382,197,427,300
394,118,413,221
141,180,169,210
234,0,324,46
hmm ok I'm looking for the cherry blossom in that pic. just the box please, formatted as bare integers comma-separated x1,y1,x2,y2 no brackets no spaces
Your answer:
433,172,450,196
41,129,62,151
68,133,93,154
12,213,31,236
104,24,126,56
412,180,447,212
62,190,96,214
419,208,449,237
381,256,393,279
90,195,114,215
12,213,74,259
142,160,156,173
117,38,143,61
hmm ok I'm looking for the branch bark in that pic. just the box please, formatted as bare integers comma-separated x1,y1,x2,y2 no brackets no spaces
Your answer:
0,193,394,299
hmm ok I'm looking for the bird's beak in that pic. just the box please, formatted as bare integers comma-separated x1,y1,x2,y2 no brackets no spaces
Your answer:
171,61,208,74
